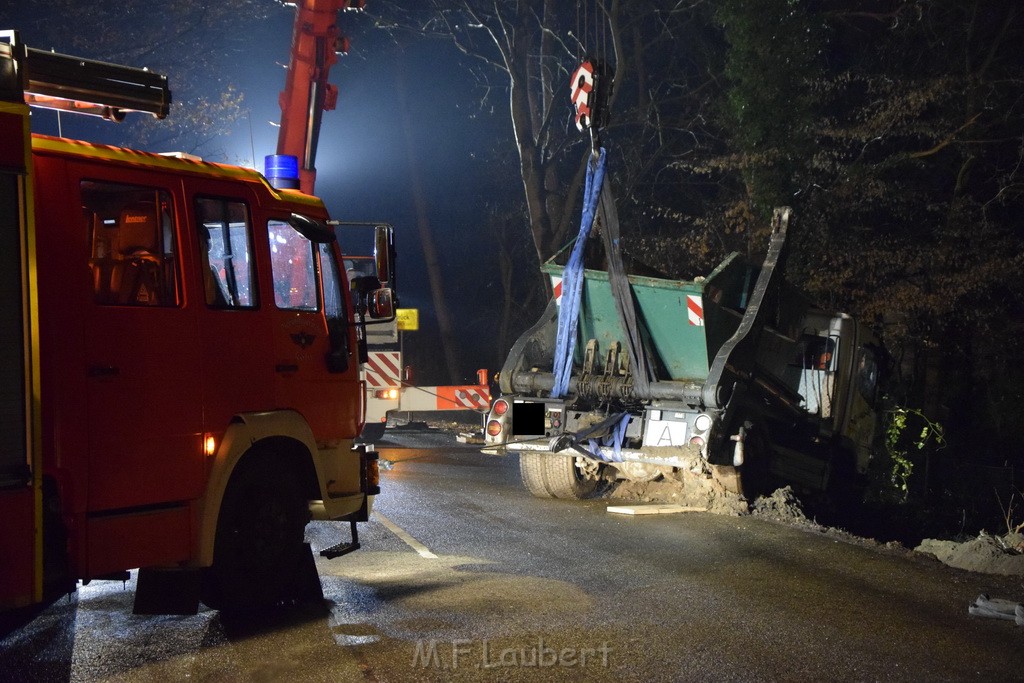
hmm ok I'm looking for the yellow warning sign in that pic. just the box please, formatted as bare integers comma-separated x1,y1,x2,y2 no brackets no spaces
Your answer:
396,308,419,331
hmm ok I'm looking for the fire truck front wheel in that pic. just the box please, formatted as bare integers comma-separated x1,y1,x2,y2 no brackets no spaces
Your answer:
519,452,600,499
201,448,321,614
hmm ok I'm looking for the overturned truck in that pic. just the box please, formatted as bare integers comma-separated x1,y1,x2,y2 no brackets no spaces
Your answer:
483,197,883,502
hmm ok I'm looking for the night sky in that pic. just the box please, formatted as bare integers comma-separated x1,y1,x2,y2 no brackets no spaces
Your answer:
18,6,524,385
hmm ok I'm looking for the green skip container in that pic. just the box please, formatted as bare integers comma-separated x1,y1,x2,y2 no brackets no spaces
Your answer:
541,253,753,383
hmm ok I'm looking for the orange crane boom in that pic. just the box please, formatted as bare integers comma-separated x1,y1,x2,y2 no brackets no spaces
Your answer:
276,0,364,194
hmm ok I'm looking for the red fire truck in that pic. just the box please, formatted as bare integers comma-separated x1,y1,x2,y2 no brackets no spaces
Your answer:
0,30,395,616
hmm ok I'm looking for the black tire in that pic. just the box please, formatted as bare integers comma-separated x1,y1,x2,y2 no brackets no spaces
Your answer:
201,448,320,614
519,452,599,500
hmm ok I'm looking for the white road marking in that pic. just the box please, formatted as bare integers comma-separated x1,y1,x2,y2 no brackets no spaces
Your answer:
374,512,438,559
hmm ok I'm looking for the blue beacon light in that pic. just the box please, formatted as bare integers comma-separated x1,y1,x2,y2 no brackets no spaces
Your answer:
265,154,300,190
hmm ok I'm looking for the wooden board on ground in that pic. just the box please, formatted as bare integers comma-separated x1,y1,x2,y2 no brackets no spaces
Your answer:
606,504,707,515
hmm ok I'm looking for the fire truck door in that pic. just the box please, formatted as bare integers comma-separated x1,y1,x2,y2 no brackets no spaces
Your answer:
80,176,204,511
266,219,359,441
190,191,275,429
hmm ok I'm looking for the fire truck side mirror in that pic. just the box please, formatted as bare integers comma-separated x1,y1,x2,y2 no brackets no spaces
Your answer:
374,225,395,288
368,287,395,320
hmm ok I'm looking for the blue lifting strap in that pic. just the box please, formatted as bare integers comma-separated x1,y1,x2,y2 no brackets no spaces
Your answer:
551,148,607,398
586,413,631,462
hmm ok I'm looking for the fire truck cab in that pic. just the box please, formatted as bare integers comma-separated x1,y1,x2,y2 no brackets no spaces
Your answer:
0,31,394,615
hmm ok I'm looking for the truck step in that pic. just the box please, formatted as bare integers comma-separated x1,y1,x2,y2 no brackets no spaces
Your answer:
319,541,360,559
319,519,361,559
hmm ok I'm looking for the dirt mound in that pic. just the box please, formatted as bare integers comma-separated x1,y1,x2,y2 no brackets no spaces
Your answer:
607,472,749,516
916,532,1024,576
751,486,812,525
607,475,815,522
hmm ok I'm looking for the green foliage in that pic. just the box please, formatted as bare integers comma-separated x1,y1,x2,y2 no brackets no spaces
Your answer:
878,404,947,503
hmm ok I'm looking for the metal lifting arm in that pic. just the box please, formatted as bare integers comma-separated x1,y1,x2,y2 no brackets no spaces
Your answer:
276,0,364,195
0,30,170,120
701,207,792,410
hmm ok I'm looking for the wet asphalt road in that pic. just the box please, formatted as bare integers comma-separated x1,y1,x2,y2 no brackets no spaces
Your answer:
3,425,1024,681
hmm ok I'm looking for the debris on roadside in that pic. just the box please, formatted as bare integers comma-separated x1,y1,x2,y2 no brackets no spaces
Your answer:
968,593,1024,624
607,473,749,516
916,531,1024,576
751,486,810,524
456,431,486,445
606,471,818,523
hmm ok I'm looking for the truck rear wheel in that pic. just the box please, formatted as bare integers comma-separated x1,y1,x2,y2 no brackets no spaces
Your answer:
202,448,322,614
519,452,599,499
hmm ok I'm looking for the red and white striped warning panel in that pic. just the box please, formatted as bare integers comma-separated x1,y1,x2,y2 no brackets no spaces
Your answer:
686,295,704,327
436,386,491,411
551,275,563,305
399,384,492,412
570,60,596,131
362,351,401,388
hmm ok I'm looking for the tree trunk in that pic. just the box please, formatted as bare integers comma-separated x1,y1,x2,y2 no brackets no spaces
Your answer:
395,60,461,384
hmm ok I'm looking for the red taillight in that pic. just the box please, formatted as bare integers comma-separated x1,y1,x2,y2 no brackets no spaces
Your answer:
493,399,509,417
487,420,503,437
